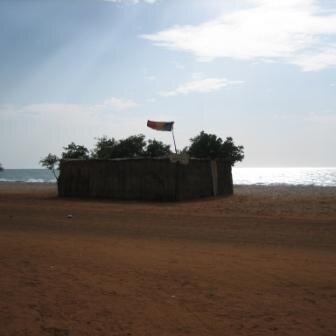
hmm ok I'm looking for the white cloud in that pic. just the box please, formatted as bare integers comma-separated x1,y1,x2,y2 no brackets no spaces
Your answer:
191,72,204,80
291,48,336,71
0,97,138,122
145,75,156,80
304,111,336,131
142,0,336,71
159,77,243,97
104,0,158,4
93,97,138,112
146,97,157,103
0,98,142,167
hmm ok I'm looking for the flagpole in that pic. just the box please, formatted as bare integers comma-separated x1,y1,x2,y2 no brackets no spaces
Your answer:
171,129,177,154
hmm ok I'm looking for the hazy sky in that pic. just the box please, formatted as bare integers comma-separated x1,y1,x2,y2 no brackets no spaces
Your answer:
0,0,335,168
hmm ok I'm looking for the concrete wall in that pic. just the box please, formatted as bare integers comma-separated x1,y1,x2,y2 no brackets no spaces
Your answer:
58,158,233,201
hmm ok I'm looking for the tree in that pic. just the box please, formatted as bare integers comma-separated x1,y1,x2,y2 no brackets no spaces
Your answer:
219,136,244,165
145,139,171,157
40,153,59,180
91,136,118,159
187,131,223,159
92,134,147,159
62,142,89,160
115,134,146,158
187,131,244,165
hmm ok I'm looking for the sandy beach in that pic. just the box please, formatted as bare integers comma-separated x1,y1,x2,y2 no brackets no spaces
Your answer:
0,183,335,336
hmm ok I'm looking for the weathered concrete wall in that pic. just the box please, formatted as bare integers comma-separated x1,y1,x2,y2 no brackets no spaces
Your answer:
58,158,233,201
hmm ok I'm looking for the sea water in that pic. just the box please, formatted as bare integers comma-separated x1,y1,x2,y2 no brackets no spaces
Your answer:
233,167,336,187
0,167,335,187
0,169,57,183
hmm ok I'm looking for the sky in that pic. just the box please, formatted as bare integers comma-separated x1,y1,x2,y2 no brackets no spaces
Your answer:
0,0,335,168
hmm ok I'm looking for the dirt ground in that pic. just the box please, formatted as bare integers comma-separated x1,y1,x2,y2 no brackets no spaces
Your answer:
0,183,335,336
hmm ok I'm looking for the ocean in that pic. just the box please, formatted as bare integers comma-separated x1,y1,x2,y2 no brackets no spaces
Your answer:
232,167,336,187
1,167,336,187
0,169,57,183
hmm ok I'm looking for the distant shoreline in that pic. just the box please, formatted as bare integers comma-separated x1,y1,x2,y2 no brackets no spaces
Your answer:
2,167,335,186
0,181,56,184
1,180,336,188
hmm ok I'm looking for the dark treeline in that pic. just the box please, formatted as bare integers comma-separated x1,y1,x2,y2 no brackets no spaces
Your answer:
40,132,244,178
90,135,171,160
59,135,172,160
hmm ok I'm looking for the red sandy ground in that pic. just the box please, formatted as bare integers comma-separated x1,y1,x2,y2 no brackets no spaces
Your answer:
0,183,335,336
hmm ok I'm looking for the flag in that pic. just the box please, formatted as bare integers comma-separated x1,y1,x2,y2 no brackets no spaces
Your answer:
147,120,174,132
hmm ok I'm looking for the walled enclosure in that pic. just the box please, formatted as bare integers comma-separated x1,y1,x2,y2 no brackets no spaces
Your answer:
58,158,233,201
